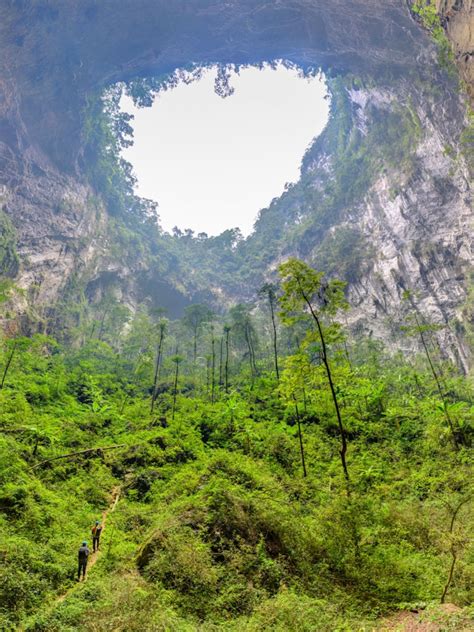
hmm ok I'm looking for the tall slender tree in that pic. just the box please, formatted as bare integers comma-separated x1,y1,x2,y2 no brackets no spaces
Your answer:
230,304,258,378
0,339,17,390
182,304,213,365
150,319,167,414
402,290,463,449
224,324,231,393
171,347,183,421
279,258,350,483
259,283,280,380
294,397,307,477
210,323,216,403
218,335,224,389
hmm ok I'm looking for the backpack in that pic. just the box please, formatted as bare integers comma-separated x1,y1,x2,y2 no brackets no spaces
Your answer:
78,546,89,561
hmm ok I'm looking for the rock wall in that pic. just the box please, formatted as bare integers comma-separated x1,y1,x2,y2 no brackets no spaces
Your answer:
339,84,472,370
0,74,102,327
0,0,433,167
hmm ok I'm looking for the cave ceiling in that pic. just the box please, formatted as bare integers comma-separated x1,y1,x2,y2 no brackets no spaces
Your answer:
1,0,432,167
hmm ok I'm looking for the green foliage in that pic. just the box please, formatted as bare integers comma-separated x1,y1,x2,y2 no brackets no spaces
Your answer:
82,86,158,225
460,108,474,174
314,227,375,284
279,258,347,325
411,1,456,72
0,209,19,278
71,66,438,308
0,279,473,630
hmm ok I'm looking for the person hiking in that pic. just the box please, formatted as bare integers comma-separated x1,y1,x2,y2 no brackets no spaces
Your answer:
91,520,103,552
78,541,90,581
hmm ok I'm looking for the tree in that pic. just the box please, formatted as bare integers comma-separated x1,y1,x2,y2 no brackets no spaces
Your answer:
224,324,231,393
89,292,130,346
279,351,312,477
258,283,280,380
218,335,224,389
440,494,472,603
0,337,32,390
293,398,307,478
279,258,350,483
183,304,214,365
170,350,184,420
150,319,167,413
229,304,258,379
401,290,464,450
209,323,216,403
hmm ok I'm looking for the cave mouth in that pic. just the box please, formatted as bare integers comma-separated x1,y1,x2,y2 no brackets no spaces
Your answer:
118,62,330,237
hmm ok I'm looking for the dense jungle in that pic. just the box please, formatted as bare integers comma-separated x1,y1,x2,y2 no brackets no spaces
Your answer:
0,0,473,630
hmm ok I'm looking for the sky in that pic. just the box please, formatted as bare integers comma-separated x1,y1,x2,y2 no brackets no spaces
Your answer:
121,64,329,237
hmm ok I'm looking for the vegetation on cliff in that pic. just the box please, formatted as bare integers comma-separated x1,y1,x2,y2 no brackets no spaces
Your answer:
0,209,19,279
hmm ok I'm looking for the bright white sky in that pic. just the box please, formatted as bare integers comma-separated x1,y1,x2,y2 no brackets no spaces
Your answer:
121,64,329,236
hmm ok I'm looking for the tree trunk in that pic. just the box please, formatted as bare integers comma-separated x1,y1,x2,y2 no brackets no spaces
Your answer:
245,324,258,377
211,330,216,403
270,298,280,380
225,329,230,393
172,360,180,421
0,341,17,390
415,313,461,449
244,326,254,376
31,444,127,469
193,328,197,364
206,356,211,398
294,400,307,477
219,337,224,388
301,288,350,484
150,327,165,414
441,497,471,603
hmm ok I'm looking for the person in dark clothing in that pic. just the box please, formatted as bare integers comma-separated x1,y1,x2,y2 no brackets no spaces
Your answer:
78,541,90,581
92,520,103,552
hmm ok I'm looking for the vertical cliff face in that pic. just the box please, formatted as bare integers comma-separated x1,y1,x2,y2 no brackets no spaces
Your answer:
324,81,472,370
0,75,103,325
0,1,472,363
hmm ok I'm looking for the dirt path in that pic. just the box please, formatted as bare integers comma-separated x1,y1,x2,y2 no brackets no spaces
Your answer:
375,603,471,631
19,486,123,631
55,485,122,604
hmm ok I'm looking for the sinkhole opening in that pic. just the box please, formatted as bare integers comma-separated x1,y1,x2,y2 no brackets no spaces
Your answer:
119,63,330,237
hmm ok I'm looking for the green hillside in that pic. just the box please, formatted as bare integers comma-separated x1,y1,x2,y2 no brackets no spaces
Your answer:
1,262,472,631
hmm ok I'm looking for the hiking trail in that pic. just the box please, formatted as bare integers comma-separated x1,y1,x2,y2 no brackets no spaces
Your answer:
19,486,122,631
56,485,122,603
